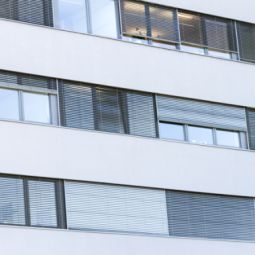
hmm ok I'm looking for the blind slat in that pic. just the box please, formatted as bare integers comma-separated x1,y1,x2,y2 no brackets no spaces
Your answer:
247,109,255,150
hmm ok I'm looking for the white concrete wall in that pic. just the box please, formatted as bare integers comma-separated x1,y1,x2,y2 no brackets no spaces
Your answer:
144,0,255,23
0,20,255,108
1,121,255,197
1,225,255,255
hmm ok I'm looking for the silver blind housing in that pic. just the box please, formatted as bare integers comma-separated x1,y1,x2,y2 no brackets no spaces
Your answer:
156,95,247,131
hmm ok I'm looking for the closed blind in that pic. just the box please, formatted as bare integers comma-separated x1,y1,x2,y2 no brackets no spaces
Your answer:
65,181,169,235
157,95,247,131
0,177,25,225
178,11,204,46
237,22,255,63
120,90,157,137
28,180,58,227
94,87,124,133
166,191,255,241
204,16,236,52
0,70,56,90
247,108,255,150
59,81,95,130
0,0,53,26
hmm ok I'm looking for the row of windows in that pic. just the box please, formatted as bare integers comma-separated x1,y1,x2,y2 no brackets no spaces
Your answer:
1,174,255,241
0,0,254,63
0,70,254,151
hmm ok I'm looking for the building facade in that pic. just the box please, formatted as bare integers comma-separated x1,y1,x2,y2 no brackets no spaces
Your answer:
0,0,255,254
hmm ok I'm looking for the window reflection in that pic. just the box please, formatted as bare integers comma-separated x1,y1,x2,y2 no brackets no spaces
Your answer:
23,92,51,123
159,122,185,141
53,0,88,33
90,0,118,38
0,88,19,120
216,130,240,148
188,126,213,145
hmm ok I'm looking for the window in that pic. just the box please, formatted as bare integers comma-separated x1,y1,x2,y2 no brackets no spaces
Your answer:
216,130,240,148
53,0,88,33
0,88,19,120
237,22,255,63
90,0,118,38
0,177,25,225
28,180,58,227
0,88,57,125
121,0,178,46
188,126,213,145
159,122,185,141
23,92,51,123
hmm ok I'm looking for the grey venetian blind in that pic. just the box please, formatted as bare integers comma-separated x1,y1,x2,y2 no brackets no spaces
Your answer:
28,180,58,227
247,108,255,150
58,81,95,130
0,70,56,90
120,0,178,43
0,0,53,26
204,16,236,52
65,181,169,235
0,177,25,225
156,95,247,131
166,191,255,241
178,11,204,46
237,22,255,63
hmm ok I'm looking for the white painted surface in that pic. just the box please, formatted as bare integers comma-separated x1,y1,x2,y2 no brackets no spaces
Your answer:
0,225,255,255
0,20,255,108
144,0,255,23
1,121,255,197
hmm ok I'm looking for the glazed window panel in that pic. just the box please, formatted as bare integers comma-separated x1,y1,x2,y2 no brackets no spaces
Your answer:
53,0,88,33
149,6,178,42
178,11,204,46
0,88,19,121
90,0,118,38
121,0,147,38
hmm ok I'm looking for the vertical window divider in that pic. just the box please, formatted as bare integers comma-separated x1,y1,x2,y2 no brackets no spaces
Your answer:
118,90,129,134
153,95,160,138
184,124,189,142
55,180,67,229
85,0,92,34
115,0,122,39
234,21,241,61
56,79,61,126
23,179,31,226
212,128,217,145
175,9,182,50
18,90,24,121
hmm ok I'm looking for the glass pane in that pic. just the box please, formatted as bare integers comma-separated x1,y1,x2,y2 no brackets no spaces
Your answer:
0,88,19,120
188,126,213,145
0,177,25,225
53,0,87,33
121,1,147,37
178,11,204,46
90,0,118,38
159,122,185,141
216,130,240,148
28,180,58,227
149,6,177,42
23,92,50,123
181,44,205,55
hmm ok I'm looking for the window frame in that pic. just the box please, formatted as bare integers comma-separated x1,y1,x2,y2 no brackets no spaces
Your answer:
0,82,58,125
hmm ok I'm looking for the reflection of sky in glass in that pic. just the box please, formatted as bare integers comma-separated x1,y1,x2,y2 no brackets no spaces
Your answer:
54,0,87,33
216,130,240,147
90,0,117,37
188,126,213,145
0,178,25,225
23,92,50,123
0,89,19,120
159,122,185,141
